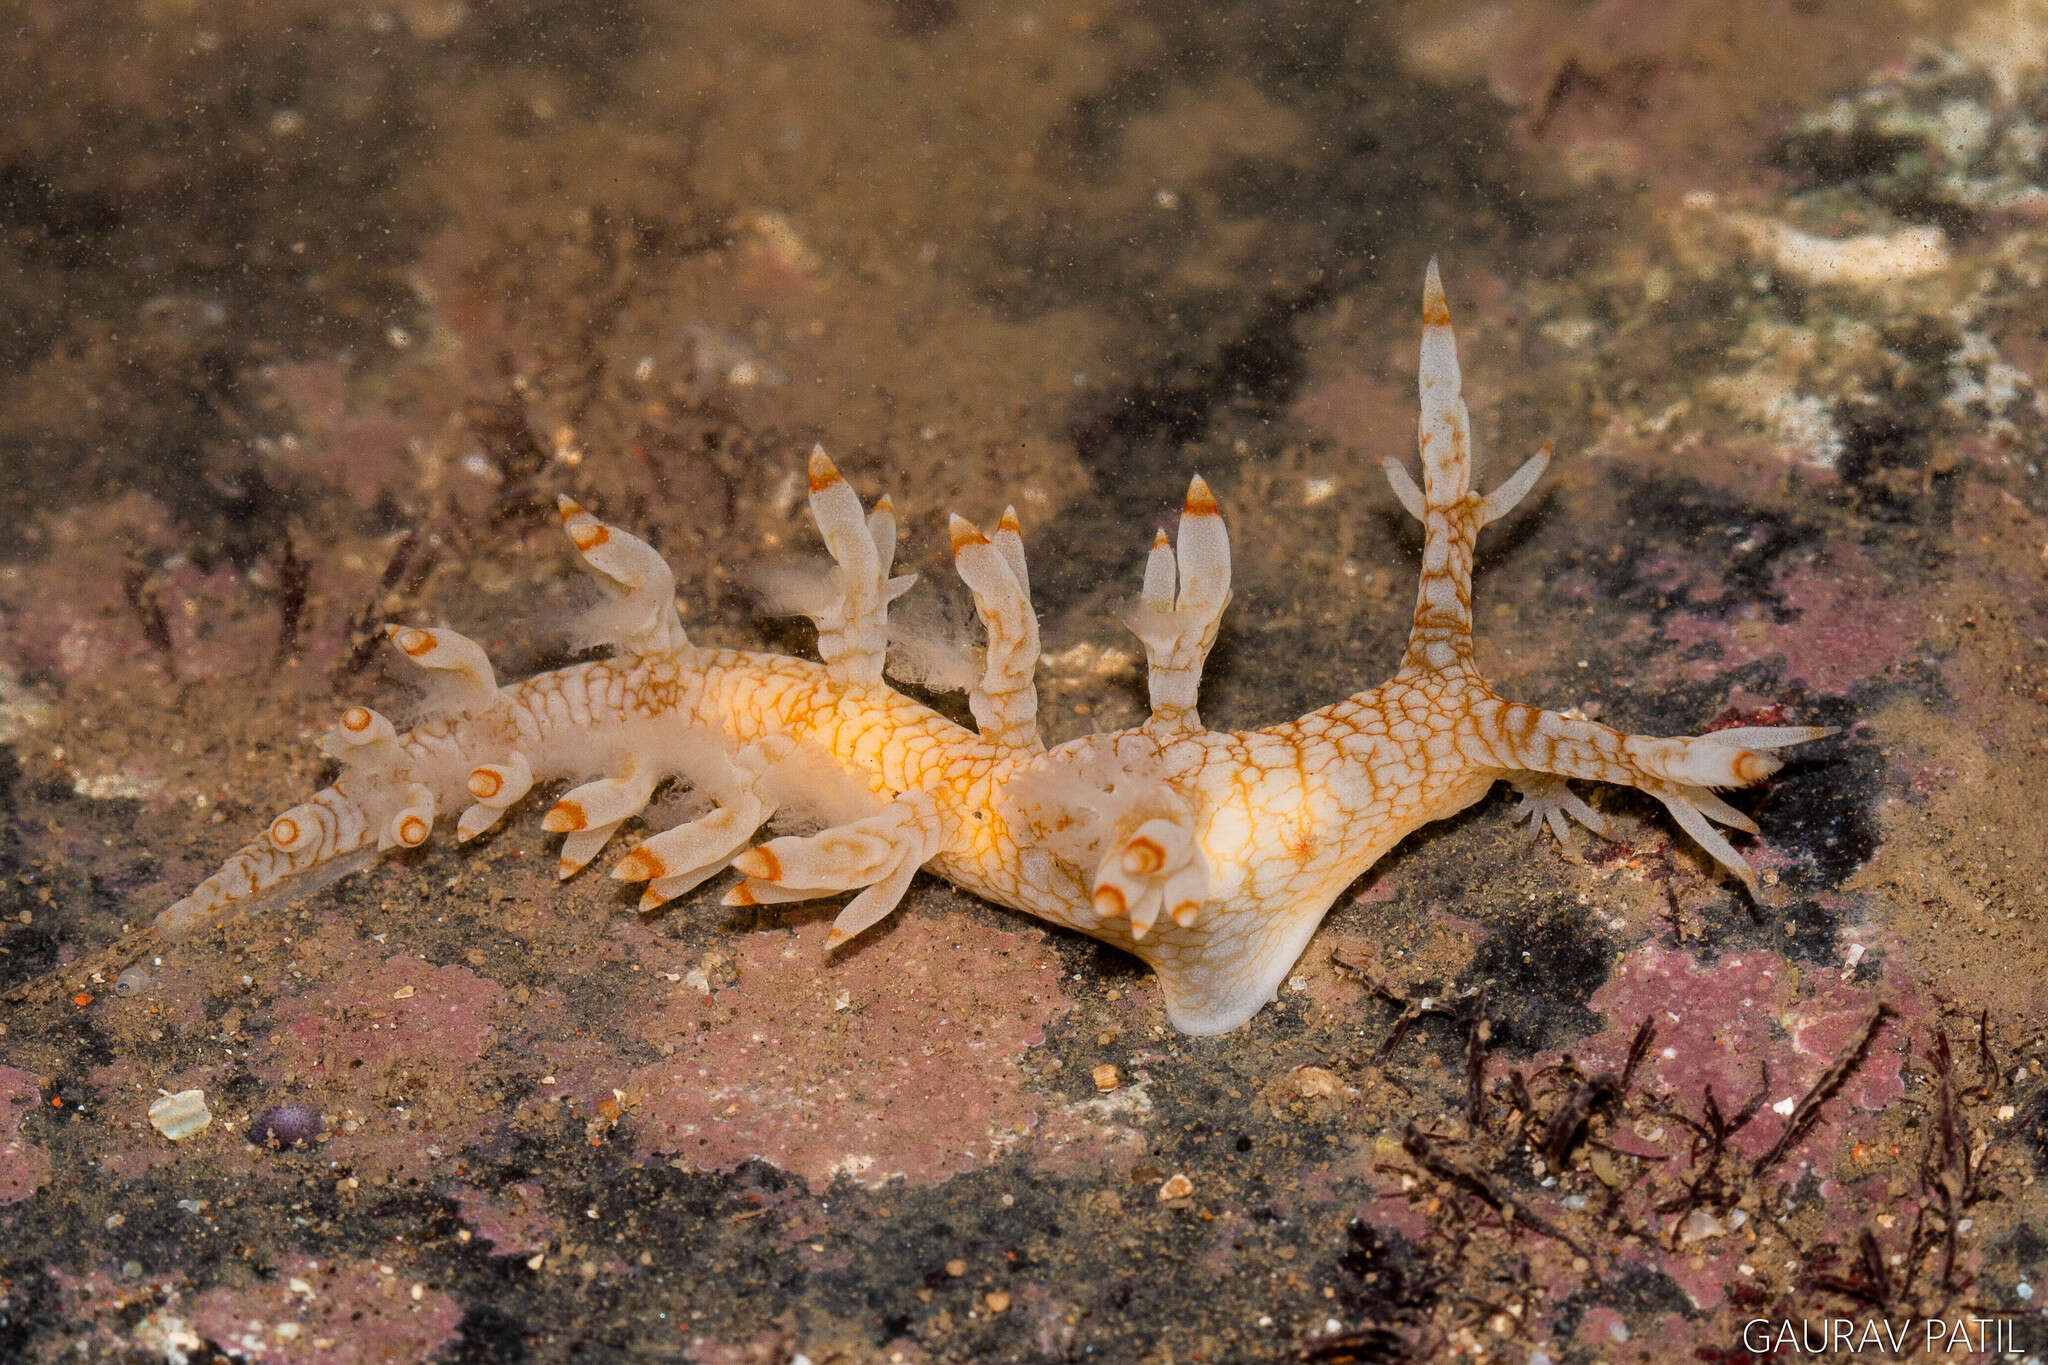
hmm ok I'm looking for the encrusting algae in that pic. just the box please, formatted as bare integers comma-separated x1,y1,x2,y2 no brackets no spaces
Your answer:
160,263,1831,1034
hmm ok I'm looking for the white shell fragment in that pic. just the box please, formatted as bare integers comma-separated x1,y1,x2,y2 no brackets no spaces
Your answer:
147,1089,213,1141
1689,191,1952,288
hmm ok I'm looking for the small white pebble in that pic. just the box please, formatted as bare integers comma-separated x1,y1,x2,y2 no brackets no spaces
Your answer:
1772,1097,1796,1116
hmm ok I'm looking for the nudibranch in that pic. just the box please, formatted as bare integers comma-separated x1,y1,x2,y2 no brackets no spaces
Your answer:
162,263,1829,1034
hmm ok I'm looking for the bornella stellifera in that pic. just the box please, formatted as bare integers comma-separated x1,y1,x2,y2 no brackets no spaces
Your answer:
162,263,1829,1034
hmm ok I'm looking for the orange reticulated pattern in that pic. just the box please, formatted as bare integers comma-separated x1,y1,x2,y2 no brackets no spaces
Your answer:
159,267,1829,1036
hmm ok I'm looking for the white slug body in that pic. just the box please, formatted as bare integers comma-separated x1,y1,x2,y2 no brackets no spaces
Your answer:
163,263,1829,1035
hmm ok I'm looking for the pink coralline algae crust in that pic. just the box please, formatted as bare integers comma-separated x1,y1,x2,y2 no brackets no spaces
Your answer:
1026,1094,1151,1180
683,1332,817,1365
0,1066,50,1205
618,916,1071,1191
1473,940,1935,1318
1285,930,1390,1025
1650,1239,1752,1314
448,1181,560,1258
0,490,366,687
250,954,507,1180
1571,1304,1714,1364
1551,945,1912,1170
259,362,419,505
1660,546,1923,693
190,1256,463,1365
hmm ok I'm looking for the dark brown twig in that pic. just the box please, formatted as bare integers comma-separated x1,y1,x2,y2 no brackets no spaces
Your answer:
1540,1074,1620,1170
1400,1124,1591,1260
1655,1086,1728,1228
1328,949,1473,1063
1753,1000,1891,1178
1465,988,1489,1127
1975,1009,2000,1098
122,564,176,674
1295,1326,1415,1364
271,530,310,671
1920,1026,1987,1296
335,526,431,679
1619,1016,1656,1096
1809,1227,1893,1309
1730,1064,1773,1134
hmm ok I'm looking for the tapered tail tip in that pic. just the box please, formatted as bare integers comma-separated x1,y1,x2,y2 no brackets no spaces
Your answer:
612,846,664,881
555,497,609,551
807,443,841,491
732,845,782,881
1422,257,1450,327
948,513,988,554
541,799,587,833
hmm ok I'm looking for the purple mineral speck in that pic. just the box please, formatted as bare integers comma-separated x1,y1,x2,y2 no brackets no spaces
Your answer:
247,1102,323,1149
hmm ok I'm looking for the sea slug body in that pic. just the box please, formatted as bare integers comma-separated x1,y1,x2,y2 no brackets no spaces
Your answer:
161,262,1831,1035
